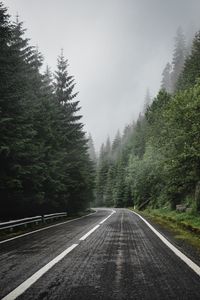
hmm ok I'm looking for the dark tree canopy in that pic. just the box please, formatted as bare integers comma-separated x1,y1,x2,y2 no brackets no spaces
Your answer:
0,3,94,219
177,31,200,91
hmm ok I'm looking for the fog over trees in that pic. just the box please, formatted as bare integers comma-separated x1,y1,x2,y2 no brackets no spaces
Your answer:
95,26,200,212
3,0,200,150
1,1,200,219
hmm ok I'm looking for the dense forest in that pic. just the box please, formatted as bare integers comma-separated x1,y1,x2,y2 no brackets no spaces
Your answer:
1,1,200,220
0,3,94,219
95,27,200,213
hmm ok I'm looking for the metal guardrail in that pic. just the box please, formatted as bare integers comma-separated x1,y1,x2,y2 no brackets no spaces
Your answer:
0,212,67,232
43,212,67,221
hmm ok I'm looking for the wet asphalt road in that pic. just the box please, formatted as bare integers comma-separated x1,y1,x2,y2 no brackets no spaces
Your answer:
0,208,200,300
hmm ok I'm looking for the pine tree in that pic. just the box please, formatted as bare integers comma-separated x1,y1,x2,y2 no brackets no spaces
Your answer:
177,31,200,90
143,88,151,113
185,22,196,56
133,114,147,159
95,144,106,206
11,18,50,216
54,49,78,104
161,62,172,93
105,137,111,158
113,159,126,207
0,14,44,217
87,133,96,162
111,130,121,160
0,3,16,218
54,50,93,213
104,167,114,207
0,4,94,218
171,27,186,92
42,66,54,93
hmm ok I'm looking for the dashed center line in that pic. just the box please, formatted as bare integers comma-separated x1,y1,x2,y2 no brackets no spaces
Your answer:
2,209,115,300
79,209,116,240
99,210,116,224
2,244,78,300
0,211,97,245
79,225,100,240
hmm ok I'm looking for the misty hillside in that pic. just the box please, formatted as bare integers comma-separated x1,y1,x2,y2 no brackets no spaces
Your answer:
94,27,200,213
1,0,200,219
1,2,200,300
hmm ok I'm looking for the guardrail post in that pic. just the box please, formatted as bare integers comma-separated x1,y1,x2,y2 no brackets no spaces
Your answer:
42,215,45,223
0,212,67,232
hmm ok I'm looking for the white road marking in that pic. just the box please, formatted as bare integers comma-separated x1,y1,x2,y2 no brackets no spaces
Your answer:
99,210,116,224
1,208,116,299
0,211,97,244
1,244,78,300
79,225,100,240
130,210,200,277
79,209,116,240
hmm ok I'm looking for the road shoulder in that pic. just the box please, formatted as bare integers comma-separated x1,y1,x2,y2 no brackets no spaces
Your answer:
129,208,200,268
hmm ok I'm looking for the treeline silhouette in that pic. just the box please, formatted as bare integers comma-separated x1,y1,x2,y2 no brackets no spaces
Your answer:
0,3,94,220
95,27,200,212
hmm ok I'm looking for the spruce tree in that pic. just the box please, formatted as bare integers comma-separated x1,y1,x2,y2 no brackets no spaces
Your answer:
133,114,147,159
161,62,172,93
95,144,106,206
0,3,15,218
0,14,43,217
111,130,121,160
171,27,186,92
105,137,111,156
104,167,114,207
54,50,93,213
177,31,200,90
0,4,94,218
87,133,96,162
143,88,151,113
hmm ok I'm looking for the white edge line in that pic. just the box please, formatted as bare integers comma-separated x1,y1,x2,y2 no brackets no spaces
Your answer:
1,243,78,300
79,225,100,240
0,211,97,244
130,210,200,277
1,208,115,299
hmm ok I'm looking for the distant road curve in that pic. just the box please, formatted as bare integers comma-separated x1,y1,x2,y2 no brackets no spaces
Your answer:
1,208,200,300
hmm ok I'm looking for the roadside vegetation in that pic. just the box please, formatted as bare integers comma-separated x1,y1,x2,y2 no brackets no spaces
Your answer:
1,0,200,231
94,27,200,250
143,208,200,230
94,26,200,221
133,207,200,251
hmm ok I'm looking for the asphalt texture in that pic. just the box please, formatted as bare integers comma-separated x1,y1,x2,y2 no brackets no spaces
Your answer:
0,208,200,300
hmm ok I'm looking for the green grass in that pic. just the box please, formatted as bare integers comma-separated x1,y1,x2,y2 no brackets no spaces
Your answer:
129,207,200,252
144,207,200,232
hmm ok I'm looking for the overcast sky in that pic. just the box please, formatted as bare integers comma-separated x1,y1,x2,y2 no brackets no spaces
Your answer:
3,0,200,150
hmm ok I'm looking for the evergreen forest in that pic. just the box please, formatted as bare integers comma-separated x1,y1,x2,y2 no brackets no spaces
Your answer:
95,27,200,213
1,1,200,221
0,3,94,219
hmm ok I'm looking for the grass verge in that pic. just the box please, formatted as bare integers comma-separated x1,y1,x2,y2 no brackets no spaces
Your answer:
129,207,200,253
